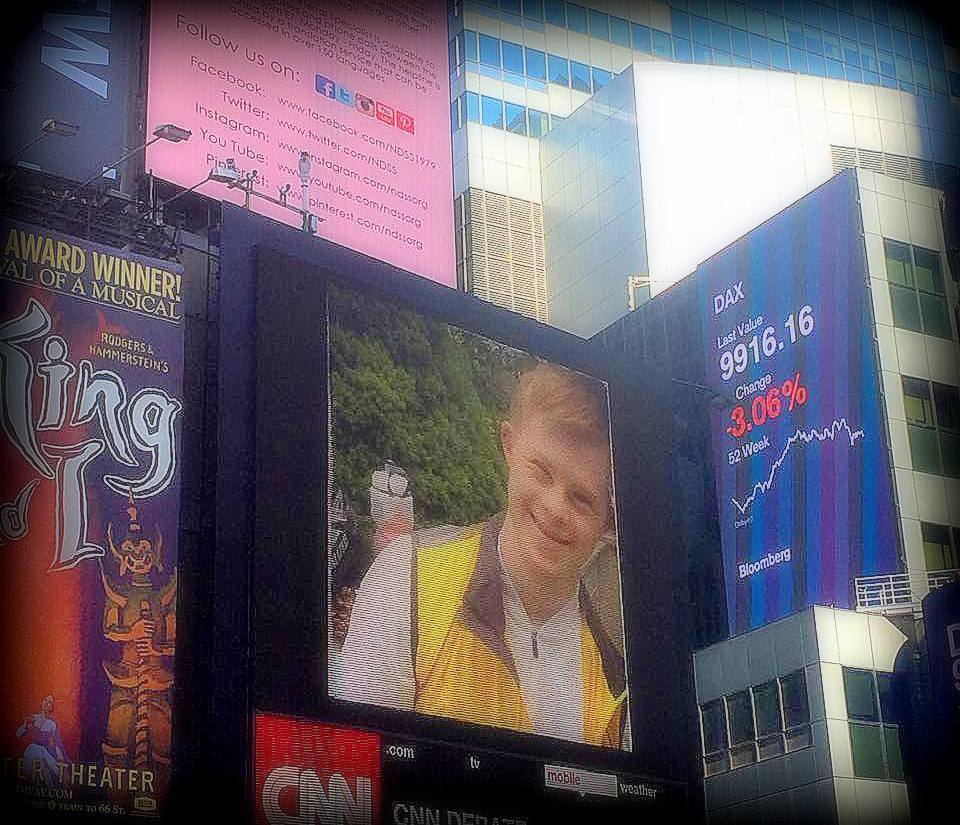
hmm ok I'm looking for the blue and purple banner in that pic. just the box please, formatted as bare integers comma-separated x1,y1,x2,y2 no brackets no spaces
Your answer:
0,219,184,817
698,171,900,635
2,3,139,183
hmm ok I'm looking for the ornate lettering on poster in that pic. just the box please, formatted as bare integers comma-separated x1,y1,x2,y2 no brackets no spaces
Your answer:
0,220,185,818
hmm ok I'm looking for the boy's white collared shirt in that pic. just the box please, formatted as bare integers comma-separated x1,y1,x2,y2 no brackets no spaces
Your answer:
499,548,585,743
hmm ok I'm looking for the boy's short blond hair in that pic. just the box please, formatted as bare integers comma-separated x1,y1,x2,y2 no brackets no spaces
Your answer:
508,362,610,449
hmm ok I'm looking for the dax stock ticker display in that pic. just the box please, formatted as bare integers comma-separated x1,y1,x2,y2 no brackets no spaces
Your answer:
699,171,899,634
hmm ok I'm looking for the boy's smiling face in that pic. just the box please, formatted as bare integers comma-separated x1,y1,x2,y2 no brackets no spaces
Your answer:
500,413,612,586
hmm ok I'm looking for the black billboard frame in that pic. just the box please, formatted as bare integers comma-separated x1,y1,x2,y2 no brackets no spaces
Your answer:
209,204,693,820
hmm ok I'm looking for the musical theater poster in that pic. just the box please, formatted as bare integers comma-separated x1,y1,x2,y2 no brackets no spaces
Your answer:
0,219,184,818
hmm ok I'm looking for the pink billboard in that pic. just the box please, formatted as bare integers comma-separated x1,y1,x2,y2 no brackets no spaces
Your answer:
146,0,455,285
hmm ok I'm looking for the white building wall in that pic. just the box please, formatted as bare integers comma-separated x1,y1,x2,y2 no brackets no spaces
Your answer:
694,607,911,824
633,63,957,302
856,170,960,584
813,607,911,825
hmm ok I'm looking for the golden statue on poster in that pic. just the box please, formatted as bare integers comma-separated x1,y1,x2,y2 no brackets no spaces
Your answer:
99,493,176,800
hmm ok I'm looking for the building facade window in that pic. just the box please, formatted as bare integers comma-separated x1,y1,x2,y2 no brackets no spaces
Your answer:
727,689,757,767
885,239,953,340
565,3,587,34
653,28,673,58
479,33,500,67
505,101,527,135
502,40,524,75
587,8,608,40
697,668,811,776
462,30,620,93
544,0,564,27
701,698,728,776
548,53,569,85
464,91,480,124
842,667,905,782
481,95,504,128
903,377,960,478
922,522,960,571
780,667,812,750
753,679,785,759
570,60,591,93
631,23,651,53
525,47,546,81
522,0,542,22
455,93,556,139
527,108,549,139
610,16,630,48
452,0,948,97
464,30,478,62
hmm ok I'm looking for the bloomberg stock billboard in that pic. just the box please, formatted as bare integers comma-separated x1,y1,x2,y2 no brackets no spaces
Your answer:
699,171,900,635
145,0,455,285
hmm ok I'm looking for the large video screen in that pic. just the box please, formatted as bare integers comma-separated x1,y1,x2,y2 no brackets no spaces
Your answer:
231,208,690,816
146,0,455,285
698,171,900,634
325,282,631,751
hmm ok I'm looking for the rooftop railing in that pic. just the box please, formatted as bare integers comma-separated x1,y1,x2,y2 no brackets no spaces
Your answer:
855,569,960,613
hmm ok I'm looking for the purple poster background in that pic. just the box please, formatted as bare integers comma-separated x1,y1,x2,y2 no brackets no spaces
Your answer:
0,219,184,818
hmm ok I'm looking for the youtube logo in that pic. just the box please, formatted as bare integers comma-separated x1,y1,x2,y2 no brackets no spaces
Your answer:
375,101,395,127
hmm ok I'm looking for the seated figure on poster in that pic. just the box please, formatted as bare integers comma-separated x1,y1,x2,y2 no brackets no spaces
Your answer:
338,363,629,749
16,694,69,785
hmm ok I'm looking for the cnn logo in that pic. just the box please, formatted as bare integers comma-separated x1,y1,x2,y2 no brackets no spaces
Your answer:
263,767,372,825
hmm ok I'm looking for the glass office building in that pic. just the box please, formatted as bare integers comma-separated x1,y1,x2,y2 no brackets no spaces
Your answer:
446,0,959,324
541,61,959,336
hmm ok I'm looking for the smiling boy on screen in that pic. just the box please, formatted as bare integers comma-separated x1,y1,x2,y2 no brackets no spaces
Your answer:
336,363,629,749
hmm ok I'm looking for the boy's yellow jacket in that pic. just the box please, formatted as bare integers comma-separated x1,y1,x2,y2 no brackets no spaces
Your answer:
412,516,627,747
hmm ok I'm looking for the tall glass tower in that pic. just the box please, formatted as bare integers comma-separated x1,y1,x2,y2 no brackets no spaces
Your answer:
446,0,958,324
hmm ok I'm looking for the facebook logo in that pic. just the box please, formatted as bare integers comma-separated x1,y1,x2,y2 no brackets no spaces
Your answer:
315,75,336,99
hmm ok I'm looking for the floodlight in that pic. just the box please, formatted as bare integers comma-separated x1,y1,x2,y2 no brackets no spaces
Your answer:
40,119,80,137
210,159,241,184
152,124,192,143
62,122,191,199
3,117,79,165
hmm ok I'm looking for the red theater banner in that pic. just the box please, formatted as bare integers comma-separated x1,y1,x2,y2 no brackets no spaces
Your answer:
0,220,184,818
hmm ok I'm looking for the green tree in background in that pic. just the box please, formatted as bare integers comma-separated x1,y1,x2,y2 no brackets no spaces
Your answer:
329,283,534,532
